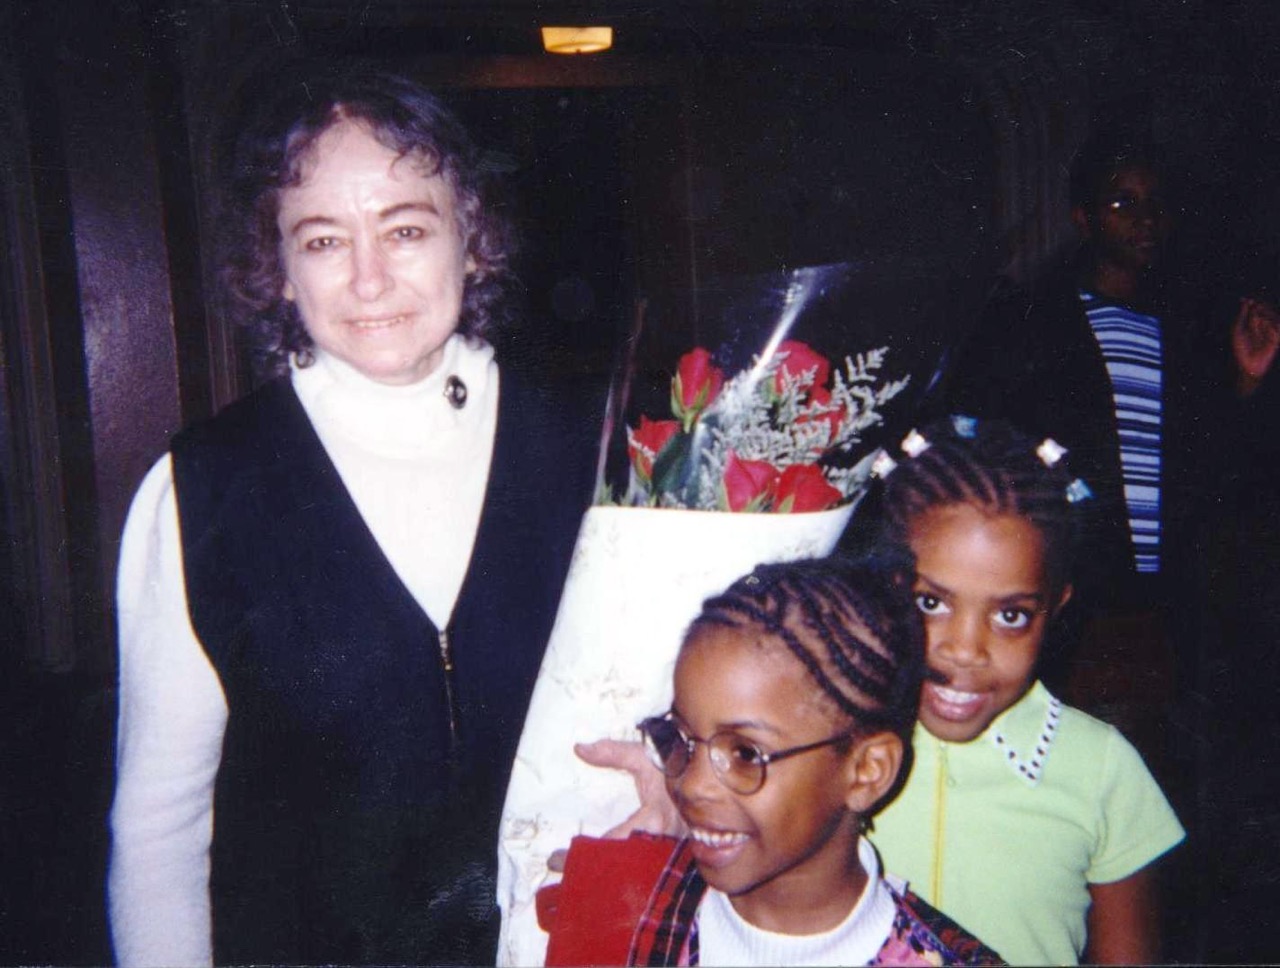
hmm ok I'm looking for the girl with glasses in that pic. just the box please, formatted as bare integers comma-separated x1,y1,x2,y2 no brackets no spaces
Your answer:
536,557,1003,966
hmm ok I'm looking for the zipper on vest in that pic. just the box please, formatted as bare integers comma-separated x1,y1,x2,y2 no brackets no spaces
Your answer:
438,627,459,748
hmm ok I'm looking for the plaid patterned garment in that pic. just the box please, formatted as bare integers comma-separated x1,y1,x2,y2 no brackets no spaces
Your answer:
626,840,703,966
627,840,1004,966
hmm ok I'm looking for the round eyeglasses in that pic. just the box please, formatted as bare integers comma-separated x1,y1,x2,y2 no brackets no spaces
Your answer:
637,713,855,796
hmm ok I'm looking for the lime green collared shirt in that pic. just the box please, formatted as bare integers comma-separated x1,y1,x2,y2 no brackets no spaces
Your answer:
871,681,1185,966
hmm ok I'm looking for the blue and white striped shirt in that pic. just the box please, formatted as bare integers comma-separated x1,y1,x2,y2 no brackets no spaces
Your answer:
1081,291,1163,574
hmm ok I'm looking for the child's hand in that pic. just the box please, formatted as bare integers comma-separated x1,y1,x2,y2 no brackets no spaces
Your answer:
574,738,686,839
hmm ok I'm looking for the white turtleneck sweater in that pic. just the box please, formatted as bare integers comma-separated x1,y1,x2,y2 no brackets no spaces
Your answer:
108,336,499,968
696,837,899,967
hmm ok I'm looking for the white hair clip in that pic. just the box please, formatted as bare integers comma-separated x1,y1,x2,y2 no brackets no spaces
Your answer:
1036,438,1068,468
1065,478,1093,504
951,414,978,439
900,429,931,458
870,448,898,479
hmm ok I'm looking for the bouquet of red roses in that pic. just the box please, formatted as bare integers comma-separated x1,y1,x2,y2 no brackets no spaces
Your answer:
499,264,930,967
620,339,908,513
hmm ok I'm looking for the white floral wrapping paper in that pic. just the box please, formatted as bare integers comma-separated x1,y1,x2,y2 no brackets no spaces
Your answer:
495,501,856,967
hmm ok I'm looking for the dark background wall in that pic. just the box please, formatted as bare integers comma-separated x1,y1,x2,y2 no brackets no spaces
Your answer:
1,0,1277,962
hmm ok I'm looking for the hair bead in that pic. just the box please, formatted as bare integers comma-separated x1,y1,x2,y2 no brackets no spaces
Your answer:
1065,478,1093,504
870,449,899,479
900,429,931,458
1036,438,1068,467
951,414,978,439
880,416,1085,585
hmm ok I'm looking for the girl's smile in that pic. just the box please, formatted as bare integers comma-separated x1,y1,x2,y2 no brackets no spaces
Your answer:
687,823,753,872
908,503,1072,743
921,682,994,728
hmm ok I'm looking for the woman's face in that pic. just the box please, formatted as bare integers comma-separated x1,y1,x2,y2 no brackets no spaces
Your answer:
276,119,474,385
909,503,1070,743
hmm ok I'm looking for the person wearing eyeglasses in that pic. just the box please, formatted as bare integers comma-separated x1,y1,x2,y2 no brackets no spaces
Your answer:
936,132,1280,961
947,132,1279,609
945,136,1185,603
941,132,1280,725
535,558,1004,967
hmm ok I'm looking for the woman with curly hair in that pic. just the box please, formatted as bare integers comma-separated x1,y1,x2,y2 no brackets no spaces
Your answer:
108,66,599,966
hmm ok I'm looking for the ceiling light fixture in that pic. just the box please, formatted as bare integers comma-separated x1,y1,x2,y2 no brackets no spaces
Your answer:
540,26,613,54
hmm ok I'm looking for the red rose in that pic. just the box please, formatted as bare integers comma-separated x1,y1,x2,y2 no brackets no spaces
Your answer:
628,416,681,484
671,348,725,429
773,340,832,396
721,452,780,512
774,464,843,513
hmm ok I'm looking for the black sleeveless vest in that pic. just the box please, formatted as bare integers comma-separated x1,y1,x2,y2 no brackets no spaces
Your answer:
171,370,596,964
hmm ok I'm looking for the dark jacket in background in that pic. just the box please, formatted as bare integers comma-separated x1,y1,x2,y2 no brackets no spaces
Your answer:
941,260,1206,607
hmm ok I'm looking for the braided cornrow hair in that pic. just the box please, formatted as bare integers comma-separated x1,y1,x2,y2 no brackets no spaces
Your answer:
685,556,925,741
880,417,1080,589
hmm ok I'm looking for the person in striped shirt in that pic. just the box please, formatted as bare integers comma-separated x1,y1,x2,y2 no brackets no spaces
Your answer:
940,137,1276,733
935,136,1279,963
946,138,1183,597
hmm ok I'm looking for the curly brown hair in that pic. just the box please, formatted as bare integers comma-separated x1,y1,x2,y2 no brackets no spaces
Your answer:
222,66,516,377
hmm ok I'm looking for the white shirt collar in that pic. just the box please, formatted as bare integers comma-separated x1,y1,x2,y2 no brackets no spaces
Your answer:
696,836,897,967
986,681,1062,787
290,334,496,460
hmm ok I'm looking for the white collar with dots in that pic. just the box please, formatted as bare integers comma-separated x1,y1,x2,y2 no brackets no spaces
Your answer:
989,690,1062,787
